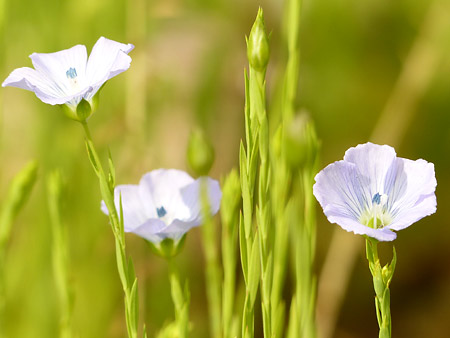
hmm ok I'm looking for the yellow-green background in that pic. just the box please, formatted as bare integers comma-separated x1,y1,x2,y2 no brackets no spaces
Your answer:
1,0,450,337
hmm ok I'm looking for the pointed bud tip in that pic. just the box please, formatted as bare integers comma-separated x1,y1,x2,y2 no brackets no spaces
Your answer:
247,8,270,71
187,128,215,176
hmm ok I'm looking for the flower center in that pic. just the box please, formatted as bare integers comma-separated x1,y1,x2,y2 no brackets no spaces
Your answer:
157,206,167,218
65,67,80,93
360,192,392,229
66,67,77,79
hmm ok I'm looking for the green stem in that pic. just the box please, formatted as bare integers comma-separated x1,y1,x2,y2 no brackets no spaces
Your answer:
200,179,222,338
168,258,189,338
80,121,139,338
366,238,396,338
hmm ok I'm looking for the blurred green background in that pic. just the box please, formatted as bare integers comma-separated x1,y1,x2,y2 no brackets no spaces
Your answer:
1,0,450,337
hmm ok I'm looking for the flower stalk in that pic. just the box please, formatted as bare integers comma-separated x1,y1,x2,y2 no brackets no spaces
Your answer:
81,121,140,338
220,170,241,338
168,258,190,338
200,178,222,338
366,238,396,338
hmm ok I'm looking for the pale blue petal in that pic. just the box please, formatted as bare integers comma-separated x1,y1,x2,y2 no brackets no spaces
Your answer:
325,204,397,241
179,177,222,222
387,158,437,231
313,160,369,221
131,219,168,243
30,45,88,97
101,184,150,232
139,169,194,220
2,67,63,103
344,143,397,198
85,37,134,100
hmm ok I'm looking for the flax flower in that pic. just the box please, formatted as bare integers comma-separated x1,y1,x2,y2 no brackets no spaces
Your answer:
2,36,133,119
313,143,436,241
101,169,222,244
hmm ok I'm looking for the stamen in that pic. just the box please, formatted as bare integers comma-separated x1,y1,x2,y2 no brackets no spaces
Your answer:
372,192,381,205
157,206,167,218
66,67,77,79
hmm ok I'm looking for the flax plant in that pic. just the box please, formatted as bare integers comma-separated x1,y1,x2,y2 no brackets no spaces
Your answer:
82,120,141,338
239,8,269,338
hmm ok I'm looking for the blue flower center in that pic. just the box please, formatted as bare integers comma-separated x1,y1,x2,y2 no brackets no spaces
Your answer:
66,67,77,79
157,206,167,218
372,192,381,205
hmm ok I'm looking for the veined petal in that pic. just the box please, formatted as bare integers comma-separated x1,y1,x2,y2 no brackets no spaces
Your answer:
387,158,437,231
101,184,149,231
2,66,93,106
313,160,369,221
325,204,397,241
131,219,168,243
3,67,61,101
85,36,134,99
179,177,222,222
30,44,88,97
344,143,397,198
139,169,194,221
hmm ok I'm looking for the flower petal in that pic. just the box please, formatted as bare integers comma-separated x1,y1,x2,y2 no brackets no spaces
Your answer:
387,158,437,231
139,169,194,220
313,160,369,221
324,204,397,241
2,67,63,103
101,184,150,231
179,177,222,222
85,37,134,99
30,44,88,97
344,143,397,198
131,218,168,243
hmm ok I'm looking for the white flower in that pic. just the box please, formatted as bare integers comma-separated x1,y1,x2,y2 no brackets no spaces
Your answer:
2,36,134,116
101,169,222,244
313,143,437,241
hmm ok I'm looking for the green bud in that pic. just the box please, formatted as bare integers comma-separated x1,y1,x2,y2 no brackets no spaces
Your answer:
76,99,93,121
247,7,270,71
283,112,319,169
221,169,241,228
61,95,98,122
147,235,187,258
187,128,215,176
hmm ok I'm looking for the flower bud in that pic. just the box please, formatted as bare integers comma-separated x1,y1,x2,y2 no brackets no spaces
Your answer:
61,99,93,122
147,235,187,258
187,129,215,176
76,99,93,121
283,112,319,169
247,8,270,72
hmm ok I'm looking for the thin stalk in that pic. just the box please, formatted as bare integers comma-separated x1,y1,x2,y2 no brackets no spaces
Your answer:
296,168,317,338
365,238,396,338
168,258,189,338
220,170,240,338
200,179,222,338
80,121,139,338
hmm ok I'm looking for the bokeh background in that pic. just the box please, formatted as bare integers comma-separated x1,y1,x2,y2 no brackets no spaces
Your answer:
1,0,450,337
